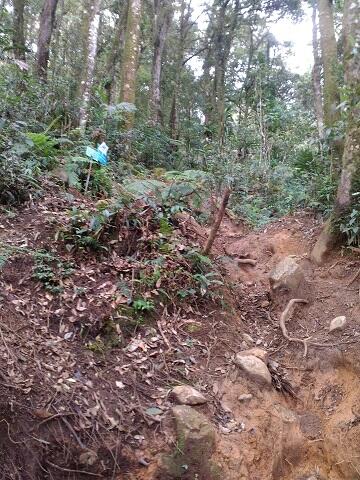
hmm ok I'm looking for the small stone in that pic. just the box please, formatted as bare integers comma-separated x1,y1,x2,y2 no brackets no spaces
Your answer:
234,354,272,385
238,394,253,402
255,339,262,346
242,333,254,344
171,385,207,405
329,316,347,332
236,347,268,363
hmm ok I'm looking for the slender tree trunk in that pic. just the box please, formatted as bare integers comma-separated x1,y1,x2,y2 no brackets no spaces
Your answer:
317,0,340,127
119,0,142,129
105,1,128,104
12,0,26,60
79,0,101,130
36,0,59,80
149,0,172,126
311,1,324,140
312,0,360,263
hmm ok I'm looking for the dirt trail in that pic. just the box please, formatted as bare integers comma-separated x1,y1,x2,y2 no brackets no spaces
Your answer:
0,192,360,480
206,212,360,480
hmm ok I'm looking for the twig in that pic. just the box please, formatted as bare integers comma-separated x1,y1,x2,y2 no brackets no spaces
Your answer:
36,412,76,429
347,268,360,286
45,460,103,477
203,187,231,255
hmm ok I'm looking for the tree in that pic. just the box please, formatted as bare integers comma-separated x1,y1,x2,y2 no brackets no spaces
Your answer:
311,0,324,140
119,0,142,129
79,0,101,130
12,0,26,60
312,0,360,263
149,0,173,125
36,0,59,80
317,0,340,128
104,0,128,104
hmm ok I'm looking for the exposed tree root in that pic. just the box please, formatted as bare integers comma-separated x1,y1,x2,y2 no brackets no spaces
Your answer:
279,299,311,357
279,298,350,357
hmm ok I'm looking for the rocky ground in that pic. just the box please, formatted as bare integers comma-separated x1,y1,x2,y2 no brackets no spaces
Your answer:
0,185,360,480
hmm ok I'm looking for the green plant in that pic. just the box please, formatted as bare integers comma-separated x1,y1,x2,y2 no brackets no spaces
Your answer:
33,250,74,293
132,298,155,312
339,205,360,246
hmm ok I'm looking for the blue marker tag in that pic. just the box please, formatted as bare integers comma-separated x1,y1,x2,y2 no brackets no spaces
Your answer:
86,146,108,165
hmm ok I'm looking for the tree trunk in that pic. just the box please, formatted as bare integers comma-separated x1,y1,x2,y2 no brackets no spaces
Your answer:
119,0,142,129
105,0,128,104
317,0,339,128
311,1,324,140
36,0,59,80
79,0,101,130
12,0,26,60
333,0,360,216
149,0,172,126
311,0,360,264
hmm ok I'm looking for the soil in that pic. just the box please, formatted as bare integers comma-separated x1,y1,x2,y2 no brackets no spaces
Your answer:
0,187,360,480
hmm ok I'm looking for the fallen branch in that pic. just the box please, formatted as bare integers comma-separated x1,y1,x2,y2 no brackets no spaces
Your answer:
347,267,360,286
203,187,231,255
45,460,103,477
237,258,257,266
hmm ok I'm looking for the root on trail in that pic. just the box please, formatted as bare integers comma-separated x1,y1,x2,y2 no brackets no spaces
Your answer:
279,298,351,357
279,298,310,357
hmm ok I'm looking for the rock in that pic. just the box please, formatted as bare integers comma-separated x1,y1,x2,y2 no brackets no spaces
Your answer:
329,316,347,332
161,406,219,479
272,404,298,423
234,354,272,385
238,394,253,402
236,347,268,363
171,385,207,405
269,256,304,292
242,333,254,345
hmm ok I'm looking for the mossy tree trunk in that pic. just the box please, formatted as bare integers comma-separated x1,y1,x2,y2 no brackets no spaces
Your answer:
79,0,101,130
36,0,59,80
333,0,360,217
312,0,324,140
317,0,340,128
149,0,173,126
12,0,26,60
312,0,360,263
119,0,142,130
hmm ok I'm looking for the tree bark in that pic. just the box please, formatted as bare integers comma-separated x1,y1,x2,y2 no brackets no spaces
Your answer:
79,0,101,130
119,0,142,129
105,0,128,104
12,0,26,60
311,1,324,140
311,0,360,264
317,0,340,128
36,0,59,80
203,187,231,255
149,0,172,126
333,0,360,216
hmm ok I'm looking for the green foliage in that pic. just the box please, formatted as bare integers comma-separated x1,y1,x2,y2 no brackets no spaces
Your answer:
33,250,74,293
132,298,155,312
339,205,360,246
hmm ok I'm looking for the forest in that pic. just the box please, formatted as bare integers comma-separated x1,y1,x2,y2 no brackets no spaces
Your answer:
0,0,360,478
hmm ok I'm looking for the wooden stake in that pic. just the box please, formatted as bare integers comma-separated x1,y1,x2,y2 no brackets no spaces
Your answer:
203,187,231,255
84,160,93,193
